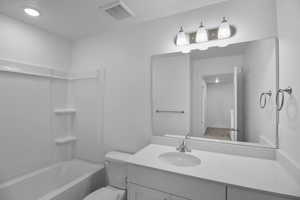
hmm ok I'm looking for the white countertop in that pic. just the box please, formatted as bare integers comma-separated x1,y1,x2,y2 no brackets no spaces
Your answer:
127,144,300,198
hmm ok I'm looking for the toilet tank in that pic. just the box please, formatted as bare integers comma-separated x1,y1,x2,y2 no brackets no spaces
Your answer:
105,151,132,189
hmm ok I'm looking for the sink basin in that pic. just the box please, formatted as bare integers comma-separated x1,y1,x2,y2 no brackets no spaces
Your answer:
158,152,201,167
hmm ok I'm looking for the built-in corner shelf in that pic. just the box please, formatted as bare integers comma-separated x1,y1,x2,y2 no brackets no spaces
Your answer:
54,108,76,115
54,136,77,145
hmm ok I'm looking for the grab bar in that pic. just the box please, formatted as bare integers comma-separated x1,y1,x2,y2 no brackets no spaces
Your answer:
276,87,292,111
156,110,184,114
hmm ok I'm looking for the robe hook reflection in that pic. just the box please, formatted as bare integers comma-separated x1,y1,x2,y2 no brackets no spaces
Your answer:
259,90,272,109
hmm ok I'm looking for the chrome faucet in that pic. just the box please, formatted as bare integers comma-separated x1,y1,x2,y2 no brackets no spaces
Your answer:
176,134,191,153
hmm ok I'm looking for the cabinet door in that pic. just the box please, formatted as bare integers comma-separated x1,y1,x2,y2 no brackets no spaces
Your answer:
227,186,295,200
128,183,170,200
128,164,226,200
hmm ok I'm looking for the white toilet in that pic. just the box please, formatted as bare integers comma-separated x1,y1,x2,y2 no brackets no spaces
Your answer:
84,151,132,200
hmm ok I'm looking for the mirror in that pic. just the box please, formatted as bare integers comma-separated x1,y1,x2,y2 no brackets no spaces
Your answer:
151,37,278,147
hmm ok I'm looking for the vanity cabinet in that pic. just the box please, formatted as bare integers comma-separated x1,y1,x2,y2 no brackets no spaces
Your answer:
127,164,298,200
127,164,226,200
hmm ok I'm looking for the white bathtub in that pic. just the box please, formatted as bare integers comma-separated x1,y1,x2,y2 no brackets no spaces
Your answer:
0,160,104,200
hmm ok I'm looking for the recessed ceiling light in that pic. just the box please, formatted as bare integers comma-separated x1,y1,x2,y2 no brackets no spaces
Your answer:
24,8,40,17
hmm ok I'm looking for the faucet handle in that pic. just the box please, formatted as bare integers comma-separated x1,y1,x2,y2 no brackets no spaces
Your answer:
183,139,191,152
176,139,185,151
185,133,191,139
176,139,191,152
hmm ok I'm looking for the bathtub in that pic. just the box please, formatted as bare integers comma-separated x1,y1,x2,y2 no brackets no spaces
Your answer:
0,160,104,200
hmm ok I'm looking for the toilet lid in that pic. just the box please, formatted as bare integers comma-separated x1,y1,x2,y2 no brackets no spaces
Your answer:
84,186,125,200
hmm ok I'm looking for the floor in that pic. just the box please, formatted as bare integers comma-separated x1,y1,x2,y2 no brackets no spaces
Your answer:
203,127,231,141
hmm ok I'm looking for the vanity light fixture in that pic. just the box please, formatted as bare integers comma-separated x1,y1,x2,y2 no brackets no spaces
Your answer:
176,26,189,46
218,17,231,39
196,22,208,43
24,8,40,17
175,17,235,53
215,78,220,83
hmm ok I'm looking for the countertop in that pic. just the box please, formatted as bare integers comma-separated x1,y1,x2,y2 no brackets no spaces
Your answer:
127,144,300,198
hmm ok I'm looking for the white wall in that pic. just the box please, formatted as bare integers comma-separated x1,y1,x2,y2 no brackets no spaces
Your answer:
70,76,105,163
0,14,71,70
276,0,300,165
0,74,51,183
243,39,277,145
72,0,277,160
152,53,190,136
206,82,234,128
0,14,72,183
191,55,243,136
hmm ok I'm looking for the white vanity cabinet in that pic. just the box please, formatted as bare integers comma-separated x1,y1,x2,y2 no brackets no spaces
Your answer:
127,164,298,200
127,164,226,200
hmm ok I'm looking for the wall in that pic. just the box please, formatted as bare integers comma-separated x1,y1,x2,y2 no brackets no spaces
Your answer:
0,14,71,70
243,39,277,145
276,0,300,165
71,0,277,160
69,75,105,163
152,53,190,136
0,14,72,183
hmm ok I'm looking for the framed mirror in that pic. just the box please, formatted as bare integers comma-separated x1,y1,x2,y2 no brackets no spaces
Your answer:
151,37,278,148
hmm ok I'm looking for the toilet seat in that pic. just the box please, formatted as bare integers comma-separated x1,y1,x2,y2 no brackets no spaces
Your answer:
84,186,125,200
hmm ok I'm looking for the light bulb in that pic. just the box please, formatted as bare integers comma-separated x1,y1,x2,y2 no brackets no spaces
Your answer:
196,22,208,43
24,8,40,17
218,17,231,39
215,78,220,83
176,26,189,46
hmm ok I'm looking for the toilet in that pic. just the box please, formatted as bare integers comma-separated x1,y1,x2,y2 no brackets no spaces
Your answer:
84,151,132,200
